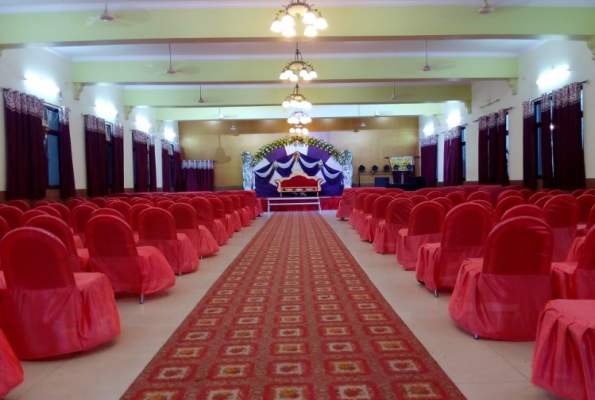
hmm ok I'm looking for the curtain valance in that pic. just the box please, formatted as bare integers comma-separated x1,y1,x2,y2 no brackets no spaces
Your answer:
3,89,44,118
420,134,438,147
182,160,214,170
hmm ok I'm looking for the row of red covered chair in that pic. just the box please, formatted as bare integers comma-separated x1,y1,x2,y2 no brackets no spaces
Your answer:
0,190,260,397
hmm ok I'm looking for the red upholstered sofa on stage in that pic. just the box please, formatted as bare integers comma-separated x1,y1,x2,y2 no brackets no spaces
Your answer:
275,171,322,196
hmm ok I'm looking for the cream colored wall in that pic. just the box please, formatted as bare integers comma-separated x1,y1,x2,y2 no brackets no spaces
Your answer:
180,117,419,189
423,39,595,185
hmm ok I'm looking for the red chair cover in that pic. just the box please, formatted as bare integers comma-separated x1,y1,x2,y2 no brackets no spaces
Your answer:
0,328,23,398
372,198,414,255
409,195,428,205
416,203,491,295
448,217,553,340
496,189,523,203
571,188,587,198
532,300,595,400
467,190,492,203
85,215,176,297
168,203,219,258
348,193,369,229
33,200,52,207
48,202,74,227
107,201,132,224
0,206,24,230
234,192,255,223
501,204,547,222
6,200,30,212
157,200,175,210
494,196,525,222
396,201,445,271
189,198,228,246
445,191,466,205
468,199,494,222
219,195,242,232
71,204,98,233
528,191,551,205
519,188,533,202
576,194,595,224
552,226,595,300
425,190,442,200
66,198,84,210
544,195,578,262
129,203,153,231
137,208,199,275
432,197,453,212
0,228,121,359
358,193,381,241
534,195,553,209
368,196,393,243
0,217,9,243
91,197,107,207
208,197,234,238
26,215,88,272
229,195,251,227
19,209,48,227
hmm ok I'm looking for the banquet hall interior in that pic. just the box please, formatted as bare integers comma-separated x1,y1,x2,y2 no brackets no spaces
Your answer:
0,0,594,399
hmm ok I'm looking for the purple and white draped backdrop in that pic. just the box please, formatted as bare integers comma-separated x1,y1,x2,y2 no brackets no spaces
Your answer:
252,145,343,197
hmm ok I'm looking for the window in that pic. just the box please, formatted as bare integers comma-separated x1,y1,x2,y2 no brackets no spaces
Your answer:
533,101,543,177
44,107,61,188
460,127,466,181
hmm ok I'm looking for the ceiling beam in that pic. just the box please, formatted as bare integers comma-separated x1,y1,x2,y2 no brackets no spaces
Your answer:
1,6,594,47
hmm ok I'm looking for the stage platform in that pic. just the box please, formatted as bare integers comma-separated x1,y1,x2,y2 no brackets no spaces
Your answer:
259,196,341,212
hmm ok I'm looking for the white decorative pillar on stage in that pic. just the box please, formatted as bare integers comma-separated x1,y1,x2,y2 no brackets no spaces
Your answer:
240,151,255,190
341,150,353,189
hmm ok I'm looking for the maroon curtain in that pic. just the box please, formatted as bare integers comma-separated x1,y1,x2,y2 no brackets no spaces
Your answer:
540,93,555,188
477,116,489,184
443,127,463,186
494,109,509,186
487,113,499,184
3,89,47,200
58,107,76,198
522,101,537,190
111,124,125,193
148,136,157,192
161,141,171,192
132,130,149,192
552,82,585,191
173,145,184,191
183,160,215,191
420,135,438,187
84,115,108,197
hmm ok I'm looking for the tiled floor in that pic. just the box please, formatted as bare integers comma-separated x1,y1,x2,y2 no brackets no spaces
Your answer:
5,211,562,400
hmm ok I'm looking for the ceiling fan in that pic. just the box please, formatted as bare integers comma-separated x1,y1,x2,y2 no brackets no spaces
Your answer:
422,40,432,72
478,0,494,15
165,44,177,74
389,82,397,101
99,3,115,21
198,86,205,103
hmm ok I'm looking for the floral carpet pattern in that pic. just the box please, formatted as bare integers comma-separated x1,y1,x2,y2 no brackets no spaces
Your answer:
121,212,465,400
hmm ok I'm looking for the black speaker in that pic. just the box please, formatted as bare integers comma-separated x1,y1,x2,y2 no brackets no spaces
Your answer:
374,177,389,187
412,176,426,189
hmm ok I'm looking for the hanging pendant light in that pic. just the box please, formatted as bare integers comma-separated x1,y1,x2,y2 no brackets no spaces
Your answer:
270,0,328,37
279,43,318,82
282,84,312,109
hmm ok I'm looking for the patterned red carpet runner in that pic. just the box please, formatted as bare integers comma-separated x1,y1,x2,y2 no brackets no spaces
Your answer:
122,212,465,400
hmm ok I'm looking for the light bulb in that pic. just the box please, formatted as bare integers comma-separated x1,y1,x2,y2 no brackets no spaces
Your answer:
270,19,283,32
304,25,318,37
302,74,312,81
289,99,297,108
308,70,317,79
290,128,296,134
314,17,327,30
302,128,309,135
282,100,290,108
296,128,302,134
302,11,316,24
289,74,299,82
282,27,296,37
281,14,294,27
288,117,297,124
299,69,308,78
302,101,312,109
279,71,287,80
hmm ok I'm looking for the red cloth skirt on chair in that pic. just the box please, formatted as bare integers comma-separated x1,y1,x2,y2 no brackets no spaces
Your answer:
0,328,23,398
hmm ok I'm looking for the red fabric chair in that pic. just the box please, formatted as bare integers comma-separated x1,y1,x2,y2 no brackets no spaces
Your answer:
501,204,547,222
25,215,89,272
567,206,595,262
432,197,454,212
91,207,127,222
208,197,234,238
48,202,74,227
496,189,523,203
229,194,251,227
544,195,578,262
189,197,228,246
35,205,63,220
0,206,24,230
107,201,132,224
446,191,466,206
71,203,97,238
91,197,107,207
0,227,121,359
349,193,369,229
137,208,199,275
416,203,492,296
129,203,153,231
468,200,494,222
396,201,445,271
85,215,176,302
448,217,554,341
409,195,427,205
6,200,30,212
425,190,442,200
66,198,84,210
494,196,525,223
168,203,219,258
534,195,553,209
528,191,551,205
368,196,393,243
570,188,587,198
358,193,381,241
218,195,241,232
19,209,48,227
551,226,595,299
519,188,533,202
0,327,23,397
157,199,175,210
532,300,595,400
467,190,492,203
576,194,595,224
372,198,414,255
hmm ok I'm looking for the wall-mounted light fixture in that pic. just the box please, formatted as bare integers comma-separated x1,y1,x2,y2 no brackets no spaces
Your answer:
536,66,570,88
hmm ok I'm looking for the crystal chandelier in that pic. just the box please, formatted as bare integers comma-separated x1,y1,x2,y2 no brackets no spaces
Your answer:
287,109,312,125
279,43,318,82
289,124,309,135
282,84,312,109
270,0,328,38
